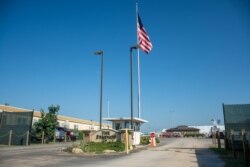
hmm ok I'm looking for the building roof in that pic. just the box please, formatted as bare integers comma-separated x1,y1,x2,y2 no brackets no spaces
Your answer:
33,112,109,126
103,117,148,123
166,125,199,132
0,105,31,112
0,104,110,126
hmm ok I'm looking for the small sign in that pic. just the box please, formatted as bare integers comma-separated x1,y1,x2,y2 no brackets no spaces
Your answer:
90,129,120,142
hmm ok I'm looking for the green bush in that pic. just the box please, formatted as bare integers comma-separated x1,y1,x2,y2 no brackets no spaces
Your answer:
140,136,150,145
77,131,83,140
83,141,125,153
140,136,160,145
184,133,205,138
155,137,160,143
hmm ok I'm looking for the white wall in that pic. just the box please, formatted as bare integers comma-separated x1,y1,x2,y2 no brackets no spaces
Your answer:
33,116,110,131
189,125,225,136
133,132,141,145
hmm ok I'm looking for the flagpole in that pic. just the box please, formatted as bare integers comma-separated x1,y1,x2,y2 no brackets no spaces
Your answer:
107,99,110,118
136,3,141,119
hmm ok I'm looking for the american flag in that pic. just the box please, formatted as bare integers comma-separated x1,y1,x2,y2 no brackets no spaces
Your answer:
137,14,153,54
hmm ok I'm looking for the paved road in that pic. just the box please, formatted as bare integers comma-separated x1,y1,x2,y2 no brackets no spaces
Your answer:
0,138,224,167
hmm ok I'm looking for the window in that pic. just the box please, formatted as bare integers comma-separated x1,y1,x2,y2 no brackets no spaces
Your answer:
115,123,121,130
124,121,129,128
134,122,140,131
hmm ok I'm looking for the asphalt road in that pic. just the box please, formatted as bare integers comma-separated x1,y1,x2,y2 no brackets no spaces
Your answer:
0,138,224,167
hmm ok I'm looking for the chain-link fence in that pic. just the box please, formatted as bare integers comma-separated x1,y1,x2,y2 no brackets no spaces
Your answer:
0,111,33,145
0,111,86,146
223,104,250,150
0,130,30,146
0,129,81,146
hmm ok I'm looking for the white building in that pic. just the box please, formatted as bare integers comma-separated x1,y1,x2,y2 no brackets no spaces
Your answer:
0,104,111,131
189,125,225,136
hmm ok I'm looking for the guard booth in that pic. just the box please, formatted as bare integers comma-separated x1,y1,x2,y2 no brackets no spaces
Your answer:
103,117,148,145
119,129,133,144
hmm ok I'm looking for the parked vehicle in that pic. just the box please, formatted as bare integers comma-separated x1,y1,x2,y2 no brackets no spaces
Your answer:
55,127,77,141
55,128,65,141
161,132,181,138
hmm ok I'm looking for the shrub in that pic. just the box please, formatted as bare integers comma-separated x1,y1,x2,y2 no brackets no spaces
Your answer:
83,141,125,153
140,136,150,145
155,137,160,143
184,133,205,138
77,131,83,140
140,136,160,145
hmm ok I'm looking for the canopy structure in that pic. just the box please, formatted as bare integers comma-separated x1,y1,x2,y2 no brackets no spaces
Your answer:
104,117,148,123
166,125,199,132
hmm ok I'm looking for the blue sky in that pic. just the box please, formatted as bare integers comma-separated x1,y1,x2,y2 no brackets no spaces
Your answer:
1,0,249,132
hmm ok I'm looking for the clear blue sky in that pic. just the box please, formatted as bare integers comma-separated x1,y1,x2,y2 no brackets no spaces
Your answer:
1,0,249,132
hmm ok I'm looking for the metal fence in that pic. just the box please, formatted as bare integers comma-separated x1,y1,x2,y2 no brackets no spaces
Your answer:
0,129,70,146
223,103,250,149
0,111,84,146
0,111,33,145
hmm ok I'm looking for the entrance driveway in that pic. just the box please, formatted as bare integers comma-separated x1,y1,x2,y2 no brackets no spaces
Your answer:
0,138,224,167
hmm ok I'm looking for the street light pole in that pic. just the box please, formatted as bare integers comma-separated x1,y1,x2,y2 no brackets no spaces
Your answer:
94,50,104,130
130,45,140,130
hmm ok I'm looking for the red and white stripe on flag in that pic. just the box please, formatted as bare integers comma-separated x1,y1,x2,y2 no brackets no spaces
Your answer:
137,14,153,54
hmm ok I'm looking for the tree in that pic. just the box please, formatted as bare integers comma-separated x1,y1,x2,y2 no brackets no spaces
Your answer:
33,105,60,141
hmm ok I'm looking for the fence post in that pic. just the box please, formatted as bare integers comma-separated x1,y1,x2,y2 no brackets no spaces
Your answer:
26,131,29,146
212,132,216,145
231,129,236,159
8,130,12,146
64,132,67,143
41,131,44,144
53,131,56,144
242,129,249,165
125,129,129,154
82,132,84,143
224,131,228,150
217,131,221,149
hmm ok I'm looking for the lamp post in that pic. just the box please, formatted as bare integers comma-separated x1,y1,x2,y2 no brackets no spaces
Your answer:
130,45,140,130
94,50,104,130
